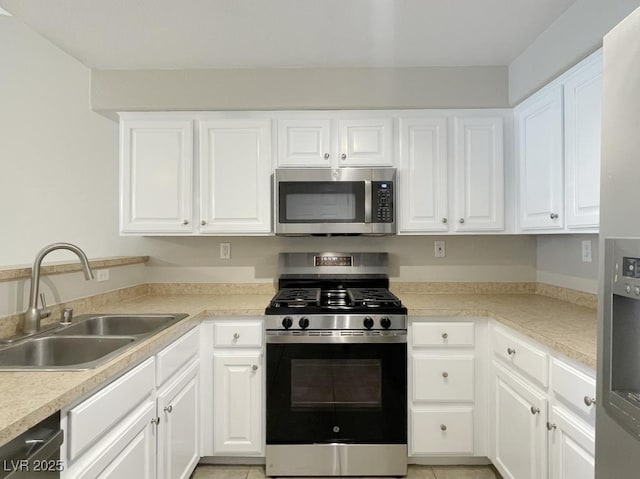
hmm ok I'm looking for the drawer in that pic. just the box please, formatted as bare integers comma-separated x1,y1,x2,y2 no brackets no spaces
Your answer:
492,326,549,388
412,322,474,348
68,357,155,461
411,407,474,455
214,320,263,348
157,325,200,387
413,355,474,402
551,358,596,422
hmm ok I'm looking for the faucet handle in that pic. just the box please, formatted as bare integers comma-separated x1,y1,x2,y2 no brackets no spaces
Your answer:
39,293,51,319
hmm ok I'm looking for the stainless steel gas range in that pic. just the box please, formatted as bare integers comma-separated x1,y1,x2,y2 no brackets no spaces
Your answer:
264,253,407,477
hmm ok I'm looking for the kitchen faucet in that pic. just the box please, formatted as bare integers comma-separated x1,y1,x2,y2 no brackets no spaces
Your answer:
22,243,94,334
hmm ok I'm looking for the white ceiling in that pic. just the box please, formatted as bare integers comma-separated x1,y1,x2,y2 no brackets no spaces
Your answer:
0,0,577,69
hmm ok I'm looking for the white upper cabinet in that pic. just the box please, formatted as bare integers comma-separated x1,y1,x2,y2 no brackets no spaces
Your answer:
564,52,602,229
199,120,272,234
516,84,564,231
120,120,194,234
453,117,505,231
277,119,332,167
338,118,393,166
515,49,602,233
398,118,449,232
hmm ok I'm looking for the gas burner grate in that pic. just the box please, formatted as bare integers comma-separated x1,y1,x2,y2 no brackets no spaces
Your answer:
347,288,402,308
270,288,321,308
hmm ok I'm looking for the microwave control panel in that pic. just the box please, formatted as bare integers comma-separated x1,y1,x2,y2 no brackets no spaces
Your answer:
373,182,394,223
615,255,640,297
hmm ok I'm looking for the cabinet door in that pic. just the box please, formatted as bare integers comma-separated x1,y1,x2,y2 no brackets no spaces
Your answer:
564,53,602,229
213,351,263,455
398,118,449,232
338,118,393,166
516,85,564,230
453,117,504,231
549,406,595,479
157,361,200,479
65,401,156,479
493,363,547,479
277,119,332,167
199,120,271,234
120,120,193,234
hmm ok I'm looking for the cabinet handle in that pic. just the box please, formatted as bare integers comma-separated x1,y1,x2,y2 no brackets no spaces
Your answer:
546,422,557,431
459,218,465,224
550,213,559,220
324,153,330,159
530,406,540,415
440,424,447,431
252,364,259,371
341,153,347,160
233,333,240,340
441,332,448,340
201,220,207,226
183,220,189,225
584,396,596,407
442,218,448,224
151,417,160,426
507,347,516,356
164,405,173,413
442,371,449,378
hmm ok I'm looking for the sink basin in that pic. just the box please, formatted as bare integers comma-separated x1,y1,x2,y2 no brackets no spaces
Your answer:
0,336,136,370
55,314,188,337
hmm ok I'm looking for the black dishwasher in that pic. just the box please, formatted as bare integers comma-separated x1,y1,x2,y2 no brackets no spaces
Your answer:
0,411,63,478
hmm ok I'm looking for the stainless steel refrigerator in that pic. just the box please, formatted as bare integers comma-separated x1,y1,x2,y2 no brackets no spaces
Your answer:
597,5,640,477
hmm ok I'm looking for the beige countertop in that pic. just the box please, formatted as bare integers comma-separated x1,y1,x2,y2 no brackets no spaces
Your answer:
0,291,596,448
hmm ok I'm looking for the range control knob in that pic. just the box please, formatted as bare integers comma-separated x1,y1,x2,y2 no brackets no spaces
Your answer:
299,317,310,329
380,317,391,329
282,317,293,329
626,284,632,294
363,317,374,329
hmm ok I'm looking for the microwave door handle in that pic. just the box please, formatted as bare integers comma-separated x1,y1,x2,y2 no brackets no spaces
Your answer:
364,180,372,223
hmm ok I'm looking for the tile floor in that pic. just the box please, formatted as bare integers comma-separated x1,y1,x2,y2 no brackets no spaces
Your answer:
190,464,499,479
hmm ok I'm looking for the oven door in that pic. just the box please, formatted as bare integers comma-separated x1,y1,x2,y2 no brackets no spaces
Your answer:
266,341,407,445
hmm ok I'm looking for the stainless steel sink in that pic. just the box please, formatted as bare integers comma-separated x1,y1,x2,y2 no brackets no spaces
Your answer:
55,314,188,337
0,336,136,371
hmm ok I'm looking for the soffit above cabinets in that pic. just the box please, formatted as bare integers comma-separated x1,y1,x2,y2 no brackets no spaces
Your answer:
0,0,576,69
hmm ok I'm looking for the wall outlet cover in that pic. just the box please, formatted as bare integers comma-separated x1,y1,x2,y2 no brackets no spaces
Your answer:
96,269,109,282
220,243,231,260
434,241,446,258
581,240,593,263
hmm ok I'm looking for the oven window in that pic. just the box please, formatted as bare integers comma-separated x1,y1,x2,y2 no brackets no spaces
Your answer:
291,359,382,410
279,181,365,223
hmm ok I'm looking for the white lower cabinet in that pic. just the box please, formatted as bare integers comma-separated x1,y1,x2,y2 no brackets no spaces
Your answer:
200,319,264,457
492,361,547,479
62,326,201,479
157,360,200,479
548,406,594,479
411,407,474,455
213,352,263,455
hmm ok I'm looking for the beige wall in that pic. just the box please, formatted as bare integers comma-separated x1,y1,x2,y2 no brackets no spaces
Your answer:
0,16,142,267
91,66,509,115
536,234,599,293
509,0,640,105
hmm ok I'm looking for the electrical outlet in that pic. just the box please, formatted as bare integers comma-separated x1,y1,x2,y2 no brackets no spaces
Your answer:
582,240,593,263
434,241,446,258
96,269,109,282
220,243,231,260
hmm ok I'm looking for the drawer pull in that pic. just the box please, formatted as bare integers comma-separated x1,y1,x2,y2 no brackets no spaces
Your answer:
252,364,259,371
507,347,516,356
164,405,173,413
530,406,540,415
440,424,447,432
546,422,556,431
584,396,596,407
441,333,448,340
442,371,449,378
233,333,240,340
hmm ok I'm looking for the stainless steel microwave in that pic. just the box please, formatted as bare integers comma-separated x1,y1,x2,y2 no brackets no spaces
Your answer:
275,168,397,236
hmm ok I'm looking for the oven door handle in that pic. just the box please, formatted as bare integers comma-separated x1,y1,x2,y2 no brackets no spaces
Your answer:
364,180,372,223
